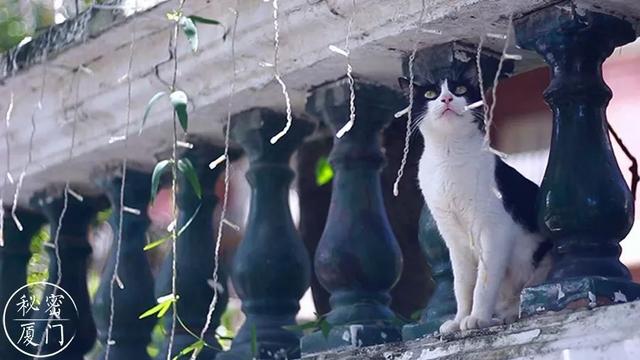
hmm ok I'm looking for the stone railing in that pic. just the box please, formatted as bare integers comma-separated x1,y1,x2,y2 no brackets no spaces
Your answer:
1,1,640,359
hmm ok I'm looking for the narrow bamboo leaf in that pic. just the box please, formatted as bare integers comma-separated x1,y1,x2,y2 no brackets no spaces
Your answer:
410,309,423,321
139,294,178,319
315,157,334,186
172,339,204,360
283,321,320,332
139,91,166,135
188,15,222,25
177,158,202,199
319,318,331,339
250,325,258,358
170,90,189,132
151,160,172,203
138,302,166,319
143,237,167,251
157,302,171,319
166,10,181,22
179,16,198,52
156,300,174,318
177,204,201,237
151,160,172,202
143,206,200,252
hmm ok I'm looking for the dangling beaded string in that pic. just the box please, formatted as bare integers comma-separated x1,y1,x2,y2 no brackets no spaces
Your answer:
104,1,138,357
268,0,294,145
392,0,427,197
332,0,358,139
11,48,48,234
196,8,239,359
167,0,189,356
0,91,15,246
37,68,81,357
482,13,513,157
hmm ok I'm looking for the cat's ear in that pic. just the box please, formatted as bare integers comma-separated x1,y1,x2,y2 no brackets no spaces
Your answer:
398,77,411,92
463,65,480,88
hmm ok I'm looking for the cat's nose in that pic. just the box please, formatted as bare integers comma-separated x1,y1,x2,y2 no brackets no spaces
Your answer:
441,95,453,104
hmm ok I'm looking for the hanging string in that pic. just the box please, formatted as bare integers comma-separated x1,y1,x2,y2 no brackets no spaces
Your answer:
0,92,15,246
268,0,294,145
607,122,639,200
334,0,357,139
104,2,137,357
482,13,513,155
166,0,188,357
196,7,239,359
392,0,427,197
36,68,81,357
475,34,487,124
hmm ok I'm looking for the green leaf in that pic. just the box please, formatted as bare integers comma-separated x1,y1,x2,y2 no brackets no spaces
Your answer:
170,90,189,132
156,300,173,318
188,15,222,26
315,156,334,186
177,204,201,236
410,309,423,321
177,158,202,199
138,302,166,320
179,16,198,52
166,10,181,22
143,205,201,251
173,339,205,360
250,324,258,358
143,238,167,251
138,294,177,320
319,318,331,339
139,91,167,135
151,160,172,203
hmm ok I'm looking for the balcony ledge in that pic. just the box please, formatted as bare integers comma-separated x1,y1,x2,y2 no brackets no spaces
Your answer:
303,300,640,360
0,0,639,202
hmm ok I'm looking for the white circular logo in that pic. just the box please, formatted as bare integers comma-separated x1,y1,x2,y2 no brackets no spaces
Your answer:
2,281,79,358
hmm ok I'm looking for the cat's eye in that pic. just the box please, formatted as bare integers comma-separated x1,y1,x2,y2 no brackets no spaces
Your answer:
454,85,467,95
424,90,438,99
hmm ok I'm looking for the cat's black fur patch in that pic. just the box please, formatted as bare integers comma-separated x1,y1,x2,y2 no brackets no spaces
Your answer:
494,157,552,266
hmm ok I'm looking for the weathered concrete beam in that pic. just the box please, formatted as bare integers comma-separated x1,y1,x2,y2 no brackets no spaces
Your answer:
0,0,638,205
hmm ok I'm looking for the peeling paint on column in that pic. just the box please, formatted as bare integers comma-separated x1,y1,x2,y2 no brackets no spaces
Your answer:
557,285,565,300
614,291,627,303
588,292,597,308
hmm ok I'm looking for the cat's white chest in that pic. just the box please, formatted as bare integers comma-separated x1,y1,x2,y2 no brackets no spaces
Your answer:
418,139,499,229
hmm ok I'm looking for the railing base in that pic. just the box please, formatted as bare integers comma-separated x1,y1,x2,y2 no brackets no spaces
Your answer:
520,276,640,318
301,323,401,355
402,316,446,341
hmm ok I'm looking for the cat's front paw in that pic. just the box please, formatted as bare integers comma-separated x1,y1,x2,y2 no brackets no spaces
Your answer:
459,314,496,331
439,319,461,334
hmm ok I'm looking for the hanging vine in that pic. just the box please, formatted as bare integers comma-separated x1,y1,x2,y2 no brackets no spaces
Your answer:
104,2,138,358
268,0,294,145
196,7,239,360
392,0,427,197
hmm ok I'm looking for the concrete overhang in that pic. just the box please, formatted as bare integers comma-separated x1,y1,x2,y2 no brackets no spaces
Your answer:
0,0,639,204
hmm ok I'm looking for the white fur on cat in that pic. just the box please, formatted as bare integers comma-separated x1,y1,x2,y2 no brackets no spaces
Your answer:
416,81,550,333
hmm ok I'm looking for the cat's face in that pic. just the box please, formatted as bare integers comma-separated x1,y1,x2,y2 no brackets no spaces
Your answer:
399,75,483,137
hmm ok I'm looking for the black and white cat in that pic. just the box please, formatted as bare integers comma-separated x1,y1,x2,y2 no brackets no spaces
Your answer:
399,71,552,333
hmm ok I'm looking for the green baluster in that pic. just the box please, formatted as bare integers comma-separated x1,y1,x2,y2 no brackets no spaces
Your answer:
31,188,102,360
301,79,404,353
155,142,236,359
218,108,313,360
0,207,45,360
92,167,155,360
514,3,640,316
402,206,455,340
